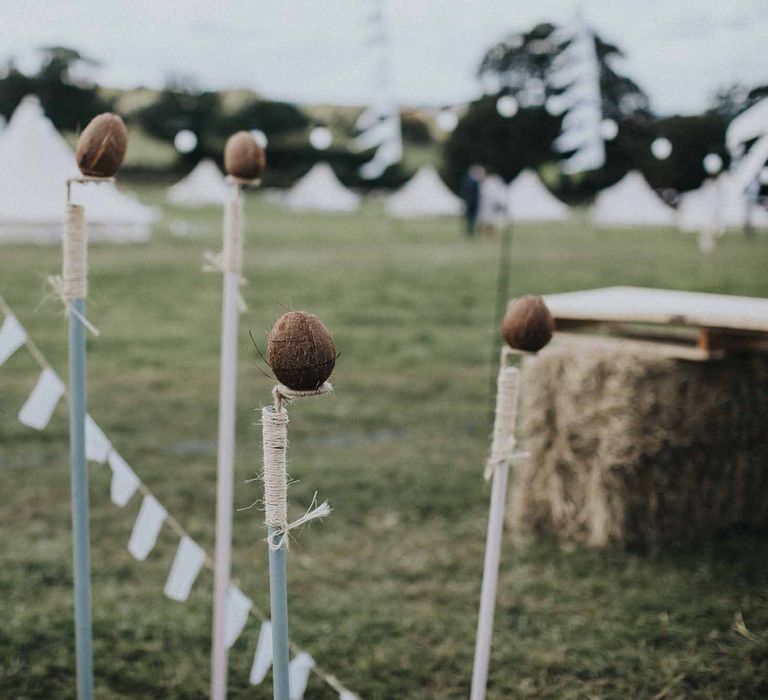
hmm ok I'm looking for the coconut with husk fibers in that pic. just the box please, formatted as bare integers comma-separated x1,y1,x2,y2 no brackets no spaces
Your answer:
502,295,555,353
224,131,266,180
75,113,128,177
267,311,336,391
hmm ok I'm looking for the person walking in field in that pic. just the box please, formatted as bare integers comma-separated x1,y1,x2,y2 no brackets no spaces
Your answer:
478,170,508,236
461,165,484,237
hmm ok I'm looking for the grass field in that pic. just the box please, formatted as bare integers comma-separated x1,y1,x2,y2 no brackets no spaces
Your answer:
1,186,768,699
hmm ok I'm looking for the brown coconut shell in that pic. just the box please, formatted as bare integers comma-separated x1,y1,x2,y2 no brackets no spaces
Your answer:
267,311,336,391
224,131,266,180
502,295,555,353
75,113,128,177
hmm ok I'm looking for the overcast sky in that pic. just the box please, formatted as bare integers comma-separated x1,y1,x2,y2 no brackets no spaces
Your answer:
3,0,767,115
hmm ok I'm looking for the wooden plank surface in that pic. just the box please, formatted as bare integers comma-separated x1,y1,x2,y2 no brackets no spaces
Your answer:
542,286,768,333
550,332,720,361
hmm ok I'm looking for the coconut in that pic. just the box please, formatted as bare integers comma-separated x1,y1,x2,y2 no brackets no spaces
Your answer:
75,113,128,177
502,295,554,352
267,311,336,391
224,131,266,180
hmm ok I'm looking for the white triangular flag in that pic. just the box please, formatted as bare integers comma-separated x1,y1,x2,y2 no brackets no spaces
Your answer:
289,652,315,700
108,451,140,507
164,536,206,602
339,691,360,700
0,314,27,366
249,621,273,685
85,415,111,463
225,585,252,648
127,494,167,561
18,368,65,430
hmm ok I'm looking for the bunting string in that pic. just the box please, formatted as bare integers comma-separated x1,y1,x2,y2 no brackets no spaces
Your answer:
0,292,360,700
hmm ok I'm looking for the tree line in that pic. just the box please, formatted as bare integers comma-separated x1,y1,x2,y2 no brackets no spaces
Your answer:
1,35,765,199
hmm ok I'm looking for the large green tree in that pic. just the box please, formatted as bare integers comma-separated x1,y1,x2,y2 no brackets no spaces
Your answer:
445,22,653,200
0,47,111,130
135,86,222,165
478,22,650,121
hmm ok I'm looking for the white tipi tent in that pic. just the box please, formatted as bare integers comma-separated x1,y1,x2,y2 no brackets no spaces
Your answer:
508,170,570,223
591,171,674,228
677,174,768,233
385,166,462,218
0,97,156,244
167,159,229,207
283,162,360,212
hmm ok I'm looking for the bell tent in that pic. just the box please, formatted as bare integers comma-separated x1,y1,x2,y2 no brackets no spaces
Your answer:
591,171,674,228
0,96,156,244
385,166,463,218
507,170,570,223
677,174,768,233
283,162,360,213
167,159,229,207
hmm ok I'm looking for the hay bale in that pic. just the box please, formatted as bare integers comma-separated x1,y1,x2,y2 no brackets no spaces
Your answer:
510,344,768,549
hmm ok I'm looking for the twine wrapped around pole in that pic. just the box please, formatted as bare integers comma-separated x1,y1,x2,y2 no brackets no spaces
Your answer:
63,204,87,302
46,204,100,336
471,356,521,700
222,194,244,276
203,186,247,313
484,364,521,481
262,387,332,551
263,405,289,536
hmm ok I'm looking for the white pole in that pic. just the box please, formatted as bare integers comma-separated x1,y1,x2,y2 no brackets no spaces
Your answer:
470,358,520,700
470,460,509,700
211,183,244,700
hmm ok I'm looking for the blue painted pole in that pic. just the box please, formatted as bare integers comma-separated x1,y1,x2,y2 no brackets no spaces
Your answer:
268,529,290,700
65,203,94,700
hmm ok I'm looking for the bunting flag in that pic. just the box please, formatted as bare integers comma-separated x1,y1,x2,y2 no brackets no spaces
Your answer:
354,0,402,179
549,14,605,175
128,494,167,561
85,415,111,463
249,621,273,685
18,368,65,430
289,651,316,700
0,314,26,366
225,585,252,648
164,535,206,602
1,301,364,698
108,450,140,507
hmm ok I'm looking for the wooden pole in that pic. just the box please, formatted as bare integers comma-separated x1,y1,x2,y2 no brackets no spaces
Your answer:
487,220,513,425
261,384,332,700
470,354,520,700
470,459,509,700
263,401,291,700
268,528,291,700
211,183,244,700
64,196,94,700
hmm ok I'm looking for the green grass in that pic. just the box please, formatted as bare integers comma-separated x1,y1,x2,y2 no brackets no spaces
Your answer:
1,188,767,699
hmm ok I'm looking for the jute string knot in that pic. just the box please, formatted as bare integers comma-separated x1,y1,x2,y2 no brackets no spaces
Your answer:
485,365,520,480
272,382,333,413
261,385,332,550
45,204,99,336
203,190,247,311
